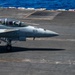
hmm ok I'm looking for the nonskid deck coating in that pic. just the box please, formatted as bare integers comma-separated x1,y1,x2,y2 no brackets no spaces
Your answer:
0,9,75,75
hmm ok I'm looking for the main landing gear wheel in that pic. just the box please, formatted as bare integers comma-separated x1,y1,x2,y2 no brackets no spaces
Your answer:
6,39,12,52
6,45,12,52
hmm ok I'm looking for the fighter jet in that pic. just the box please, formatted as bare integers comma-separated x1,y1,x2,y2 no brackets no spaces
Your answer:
0,18,59,51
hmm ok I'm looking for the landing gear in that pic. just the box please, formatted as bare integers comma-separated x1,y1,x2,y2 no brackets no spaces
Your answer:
6,45,12,51
6,39,12,51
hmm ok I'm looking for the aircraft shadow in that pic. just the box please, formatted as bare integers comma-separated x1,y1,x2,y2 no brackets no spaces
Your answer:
0,46,65,53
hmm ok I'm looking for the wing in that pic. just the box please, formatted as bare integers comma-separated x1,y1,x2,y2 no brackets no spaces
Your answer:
0,29,19,38
0,29,18,33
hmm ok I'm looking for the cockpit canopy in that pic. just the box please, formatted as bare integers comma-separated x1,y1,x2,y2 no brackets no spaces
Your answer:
0,18,28,27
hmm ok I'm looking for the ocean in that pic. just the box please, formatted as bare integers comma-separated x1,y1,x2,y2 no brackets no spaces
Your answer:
0,0,75,10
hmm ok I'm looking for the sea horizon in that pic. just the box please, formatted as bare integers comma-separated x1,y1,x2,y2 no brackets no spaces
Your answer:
0,0,75,10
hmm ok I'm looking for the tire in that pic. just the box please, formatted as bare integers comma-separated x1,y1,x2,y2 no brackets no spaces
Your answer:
6,45,12,52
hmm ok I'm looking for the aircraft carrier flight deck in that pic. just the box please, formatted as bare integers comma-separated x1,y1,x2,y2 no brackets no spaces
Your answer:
0,8,75,75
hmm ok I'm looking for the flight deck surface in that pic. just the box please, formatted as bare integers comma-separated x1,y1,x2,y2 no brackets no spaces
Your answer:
0,8,75,75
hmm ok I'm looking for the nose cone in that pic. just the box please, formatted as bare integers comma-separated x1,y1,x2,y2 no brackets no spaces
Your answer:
45,30,59,37
33,27,59,37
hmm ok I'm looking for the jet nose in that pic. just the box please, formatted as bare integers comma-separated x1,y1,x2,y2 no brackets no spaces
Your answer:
45,30,59,37
52,32,59,36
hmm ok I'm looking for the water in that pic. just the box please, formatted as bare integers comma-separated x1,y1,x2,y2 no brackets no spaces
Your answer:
0,0,75,10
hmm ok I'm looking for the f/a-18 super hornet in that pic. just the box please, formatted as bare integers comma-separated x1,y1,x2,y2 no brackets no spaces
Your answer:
0,18,59,51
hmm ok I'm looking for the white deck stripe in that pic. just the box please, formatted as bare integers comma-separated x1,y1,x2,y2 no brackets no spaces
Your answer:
0,59,74,65
27,38,75,42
